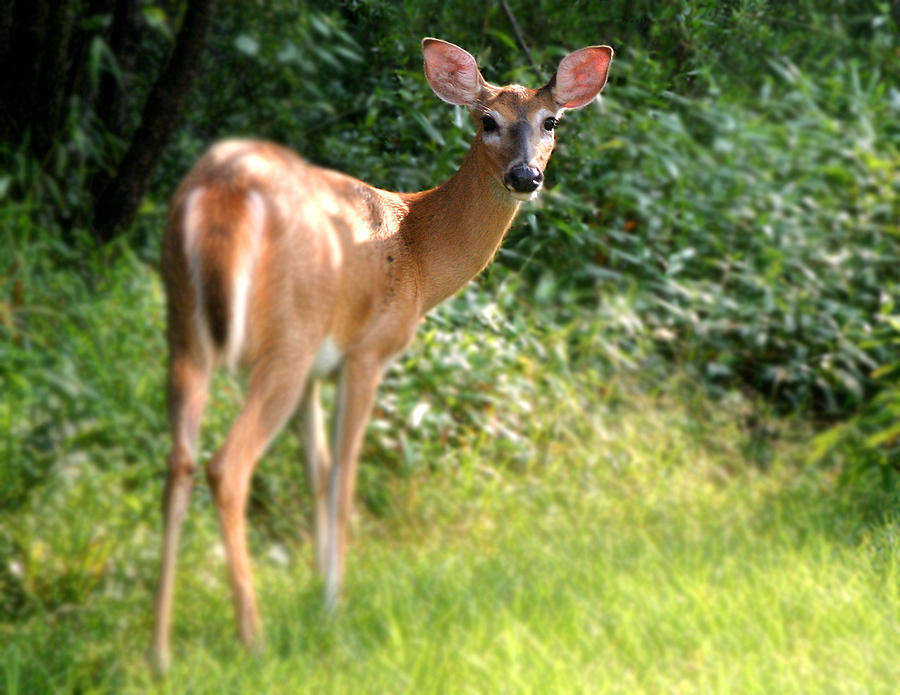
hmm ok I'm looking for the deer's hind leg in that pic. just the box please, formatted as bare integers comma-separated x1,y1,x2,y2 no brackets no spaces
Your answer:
151,350,211,673
205,342,315,648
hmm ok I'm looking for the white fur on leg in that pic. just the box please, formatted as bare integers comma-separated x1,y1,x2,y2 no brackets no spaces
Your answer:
324,367,348,611
183,187,213,362
324,460,342,612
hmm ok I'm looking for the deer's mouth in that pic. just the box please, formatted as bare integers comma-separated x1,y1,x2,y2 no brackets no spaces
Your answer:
507,189,541,202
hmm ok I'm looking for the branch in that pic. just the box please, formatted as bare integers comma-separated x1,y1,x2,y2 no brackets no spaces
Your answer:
499,0,544,81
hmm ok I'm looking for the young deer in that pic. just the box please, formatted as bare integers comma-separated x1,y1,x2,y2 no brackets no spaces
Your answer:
151,38,612,670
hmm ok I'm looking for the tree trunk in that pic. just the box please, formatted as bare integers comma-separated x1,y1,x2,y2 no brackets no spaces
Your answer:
32,0,77,157
0,2,15,60
1,0,51,146
96,0,142,138
92,0,216,243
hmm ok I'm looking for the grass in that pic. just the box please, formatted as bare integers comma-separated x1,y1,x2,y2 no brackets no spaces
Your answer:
2,233,899,694
4,376,900,691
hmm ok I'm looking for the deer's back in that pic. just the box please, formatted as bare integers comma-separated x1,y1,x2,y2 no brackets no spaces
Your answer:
162,139,421,370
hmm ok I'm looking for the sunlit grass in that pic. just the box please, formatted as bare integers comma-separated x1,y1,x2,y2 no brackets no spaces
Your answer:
3,234,899,694
4,370,900,693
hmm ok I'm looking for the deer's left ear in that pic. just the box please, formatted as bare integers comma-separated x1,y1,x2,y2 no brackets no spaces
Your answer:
548,45,614,110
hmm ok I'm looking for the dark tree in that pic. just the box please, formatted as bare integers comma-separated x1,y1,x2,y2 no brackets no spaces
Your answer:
93,0,216,242
31,0,77,158
96,0,142,140
0,0,216,242
1,0,52,149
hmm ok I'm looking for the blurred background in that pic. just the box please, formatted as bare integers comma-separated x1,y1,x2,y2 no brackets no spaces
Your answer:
2,1,899,691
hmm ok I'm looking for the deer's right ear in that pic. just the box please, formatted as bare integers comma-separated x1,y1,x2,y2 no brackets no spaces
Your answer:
422,38,484,106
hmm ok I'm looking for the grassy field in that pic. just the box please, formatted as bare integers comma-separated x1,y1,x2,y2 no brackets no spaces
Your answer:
2,239,899,693
4,389,900,693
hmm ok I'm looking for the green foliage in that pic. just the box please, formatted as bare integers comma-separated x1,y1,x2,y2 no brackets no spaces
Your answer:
156,5,368,185
0,1,177,229
6,1,897,416
145,0,900,416
2,271,900,691
576,57,900,411
0,228,166,620
812,308,900,485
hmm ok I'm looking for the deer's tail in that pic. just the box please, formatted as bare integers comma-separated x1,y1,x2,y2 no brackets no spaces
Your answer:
182,186,265,370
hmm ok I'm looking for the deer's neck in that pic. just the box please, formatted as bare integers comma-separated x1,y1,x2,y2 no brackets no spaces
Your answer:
399,143,521,313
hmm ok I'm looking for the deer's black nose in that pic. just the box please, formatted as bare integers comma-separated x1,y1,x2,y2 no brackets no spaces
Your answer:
504,165,543,194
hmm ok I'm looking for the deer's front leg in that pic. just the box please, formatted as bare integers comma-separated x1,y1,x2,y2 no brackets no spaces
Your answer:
324,353,382,610
298,380,331,576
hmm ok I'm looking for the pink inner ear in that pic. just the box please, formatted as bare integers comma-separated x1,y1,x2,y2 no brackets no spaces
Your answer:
424,40,481,105
443,54,477,89
555,47,612,109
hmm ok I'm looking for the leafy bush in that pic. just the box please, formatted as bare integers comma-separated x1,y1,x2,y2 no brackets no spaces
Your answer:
564,55,900,412
812,306,900,486
150,1,900,414
4,0,899,508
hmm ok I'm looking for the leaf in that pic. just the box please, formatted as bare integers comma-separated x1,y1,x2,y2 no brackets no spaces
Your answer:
486,29,517,51
333,45,363,64
276,41,302,64
409,402,430,428
871,365,900,381
87,36,120,92
865,421,900,448
309,14,332,38
412,113,445,146
234,34,259,57
142,6,173,40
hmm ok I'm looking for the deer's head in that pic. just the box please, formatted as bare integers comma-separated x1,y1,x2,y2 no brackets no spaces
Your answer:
423,38,613,201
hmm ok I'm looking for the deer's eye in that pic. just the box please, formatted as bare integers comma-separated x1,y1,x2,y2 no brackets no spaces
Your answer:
481,115,499,133
543,117,559,132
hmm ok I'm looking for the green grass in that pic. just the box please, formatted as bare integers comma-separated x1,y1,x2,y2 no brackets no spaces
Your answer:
4,376,900,692
2,234,899,694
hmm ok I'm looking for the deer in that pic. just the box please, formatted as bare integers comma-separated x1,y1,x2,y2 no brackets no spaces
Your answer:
150,37,612,671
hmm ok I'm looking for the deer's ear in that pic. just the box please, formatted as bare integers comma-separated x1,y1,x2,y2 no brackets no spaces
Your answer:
422,38,485,106
549,45,613,110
